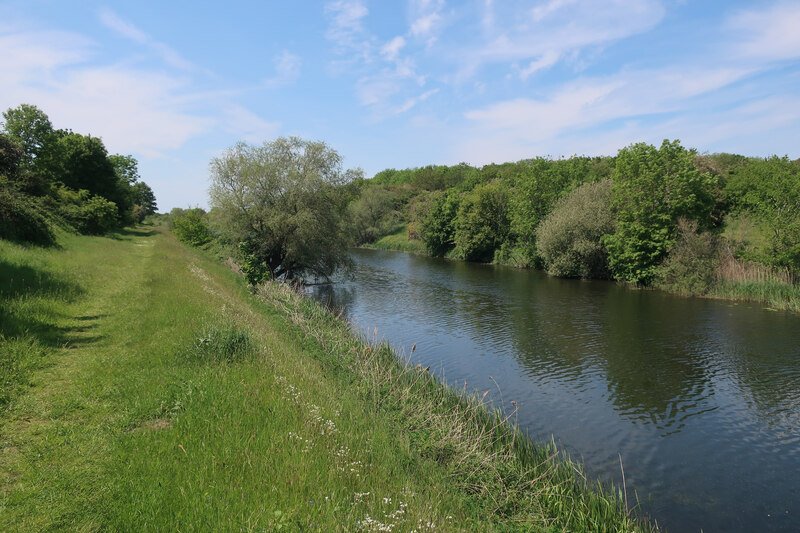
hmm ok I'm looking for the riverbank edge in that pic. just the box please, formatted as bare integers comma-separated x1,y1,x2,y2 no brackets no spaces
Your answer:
250,276,659,531
360,226,800,313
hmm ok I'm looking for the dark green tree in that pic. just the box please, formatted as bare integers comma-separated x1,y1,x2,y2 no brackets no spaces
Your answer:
132,182,158,215
604,140,716,284
453,181,510,262
1,104,54,166
422,190,460,256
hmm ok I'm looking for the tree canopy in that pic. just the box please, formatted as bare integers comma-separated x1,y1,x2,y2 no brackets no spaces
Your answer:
209,137,361,282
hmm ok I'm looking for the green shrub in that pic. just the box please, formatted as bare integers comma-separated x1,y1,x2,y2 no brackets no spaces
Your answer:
172,209,213,247
56,186,119,235
536,180,614,278
655,219,719,295
0,182,55,245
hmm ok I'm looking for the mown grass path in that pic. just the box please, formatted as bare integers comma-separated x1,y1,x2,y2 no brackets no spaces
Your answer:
1,227,651,532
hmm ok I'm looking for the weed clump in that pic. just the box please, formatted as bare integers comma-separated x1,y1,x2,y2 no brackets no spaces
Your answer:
183,321,254,363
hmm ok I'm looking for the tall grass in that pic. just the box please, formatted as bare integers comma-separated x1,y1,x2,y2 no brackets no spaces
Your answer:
257,280,658,531
717,251,797,285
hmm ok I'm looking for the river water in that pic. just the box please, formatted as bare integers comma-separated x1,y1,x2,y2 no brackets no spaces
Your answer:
306,248,800,533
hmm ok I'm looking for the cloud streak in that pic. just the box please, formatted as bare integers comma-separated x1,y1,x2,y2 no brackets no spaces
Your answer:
99,8,197,72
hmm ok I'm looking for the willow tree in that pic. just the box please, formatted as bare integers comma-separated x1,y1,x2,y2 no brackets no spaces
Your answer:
209,137,361,282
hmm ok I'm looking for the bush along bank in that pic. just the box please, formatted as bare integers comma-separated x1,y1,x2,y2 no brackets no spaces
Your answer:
252,279,660,532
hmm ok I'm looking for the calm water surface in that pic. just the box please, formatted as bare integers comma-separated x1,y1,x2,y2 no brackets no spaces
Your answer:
307,249,800,533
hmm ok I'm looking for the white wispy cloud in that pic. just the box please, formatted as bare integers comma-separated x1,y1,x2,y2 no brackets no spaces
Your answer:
381,36,406,61
469,0,665,79
727,2,800,62
221,105,281,143
325,0,370,55
0,22,276,158
99,8,197,72
262,50,302,88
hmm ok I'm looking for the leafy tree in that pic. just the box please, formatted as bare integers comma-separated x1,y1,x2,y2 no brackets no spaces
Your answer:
453,181,510,262
507,158,587,266
132,181,158,215
209,137,360,282
108,154,141,185
604,140,716,284
422,190,460,256
348,185,401,244
536,179,615,279
726,156,800,271
1,104,54,166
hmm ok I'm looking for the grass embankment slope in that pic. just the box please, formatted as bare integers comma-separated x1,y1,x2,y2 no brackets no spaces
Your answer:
1,227,654,532
362,225,427,255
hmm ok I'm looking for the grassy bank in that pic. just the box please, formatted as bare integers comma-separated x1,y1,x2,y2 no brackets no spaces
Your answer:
362,225,427,254
1,227,655,531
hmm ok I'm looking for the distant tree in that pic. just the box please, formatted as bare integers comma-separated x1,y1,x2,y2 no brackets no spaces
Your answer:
209,137,360,282
172,207,212,247
453,181,510,262
726,156,800,272
422,190,460,256
348,185,401,244
536,179,615,279
508,158,585,266
132,181,158,215
604,140,716,284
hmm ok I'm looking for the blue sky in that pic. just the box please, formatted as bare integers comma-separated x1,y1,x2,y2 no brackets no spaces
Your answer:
1,0,799,210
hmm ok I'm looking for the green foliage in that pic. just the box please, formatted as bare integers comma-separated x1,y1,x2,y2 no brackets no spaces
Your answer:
132,181,158,215
1,104,54,166
725,156,800,272
605,140,716,284
108,154,140,185
536,180,615,278
347,185,402,244
422,190,460,256
508,157,593,267
0,133,24,177
655,219,720,295
0,180,55,245
1,104,158,237
209,137,359,281
453,181,510,262
238,240,270,285
171,208,213,247
56,187,119,235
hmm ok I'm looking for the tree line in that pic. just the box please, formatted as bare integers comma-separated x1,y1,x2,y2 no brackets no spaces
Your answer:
0,104,157,245
353,141,799,292
170,136,797,300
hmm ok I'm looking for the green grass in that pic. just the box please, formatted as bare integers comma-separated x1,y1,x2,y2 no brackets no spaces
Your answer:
363,225,427,254
712,280,800,312
0,227,656,531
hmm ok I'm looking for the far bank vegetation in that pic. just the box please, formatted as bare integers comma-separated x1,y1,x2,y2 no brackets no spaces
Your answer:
170,137,799,311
